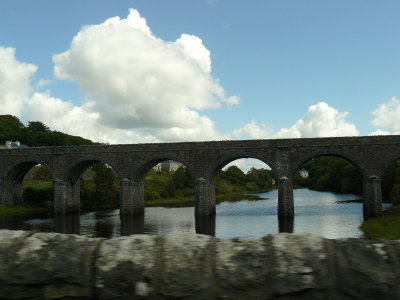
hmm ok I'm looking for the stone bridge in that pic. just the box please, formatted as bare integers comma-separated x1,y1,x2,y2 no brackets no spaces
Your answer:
1,135,399,217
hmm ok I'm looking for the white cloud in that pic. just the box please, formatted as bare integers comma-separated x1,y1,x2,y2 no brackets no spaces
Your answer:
0,47,37,116
234,102,359,139
276,102,359,138
22,91,158,144
233,120,274,139
0,9,239,144
369,130,390,136
52,9,237,141
371,97,400,134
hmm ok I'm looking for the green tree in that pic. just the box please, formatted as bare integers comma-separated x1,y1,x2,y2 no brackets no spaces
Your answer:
92,163,119,208
27,121,50,133
294,156,362,195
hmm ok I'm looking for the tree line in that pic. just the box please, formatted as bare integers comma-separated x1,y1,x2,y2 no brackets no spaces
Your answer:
293,156,400,204
0,115,95,146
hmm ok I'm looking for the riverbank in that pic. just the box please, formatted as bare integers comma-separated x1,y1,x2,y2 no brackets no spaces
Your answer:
360,205,400,240
145,190,269,208
0,189,270,216
0,205,47,216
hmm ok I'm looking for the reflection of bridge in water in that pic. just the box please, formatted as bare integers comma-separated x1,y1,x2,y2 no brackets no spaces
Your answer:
0,212,294,237
1,135,399,218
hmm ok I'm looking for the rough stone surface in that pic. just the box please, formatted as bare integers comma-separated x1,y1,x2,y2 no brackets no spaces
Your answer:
0,230,400,299
157,234,213,297
332,239,400,299
0,135,398,216
95,234,157,299
0,230,100,299
268,233,329,298
215,237,271,298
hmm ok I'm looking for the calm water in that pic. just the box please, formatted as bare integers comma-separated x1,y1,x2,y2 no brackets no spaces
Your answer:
0,188,390,239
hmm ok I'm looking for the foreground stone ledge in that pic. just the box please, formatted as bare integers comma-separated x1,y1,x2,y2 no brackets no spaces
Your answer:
0,230,399,299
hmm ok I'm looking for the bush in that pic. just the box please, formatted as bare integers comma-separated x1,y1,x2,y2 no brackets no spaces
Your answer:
145,190,160,200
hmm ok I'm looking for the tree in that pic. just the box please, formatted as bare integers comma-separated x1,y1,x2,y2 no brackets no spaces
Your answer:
27,121,50,133
92,163,119,207
220,166,246,185
0,115,25,143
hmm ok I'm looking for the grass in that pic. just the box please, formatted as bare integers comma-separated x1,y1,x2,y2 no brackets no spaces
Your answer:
0,205,47,216
360,205,400,240
23,179,52,189
144,190,269,208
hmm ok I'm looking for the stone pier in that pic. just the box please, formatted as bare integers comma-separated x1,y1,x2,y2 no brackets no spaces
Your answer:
53,180,80,215
120,178,144,215
195,177,216,216
278,177,294,217
363,175,383,218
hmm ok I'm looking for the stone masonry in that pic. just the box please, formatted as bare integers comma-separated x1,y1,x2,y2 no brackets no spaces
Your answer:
0,135,399,217
0,230,400,299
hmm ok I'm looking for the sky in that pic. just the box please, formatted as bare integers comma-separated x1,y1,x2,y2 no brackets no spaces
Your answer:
1,0,400,154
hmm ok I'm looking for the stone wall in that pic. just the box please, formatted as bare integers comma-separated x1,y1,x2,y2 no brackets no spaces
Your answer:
0,230,399,299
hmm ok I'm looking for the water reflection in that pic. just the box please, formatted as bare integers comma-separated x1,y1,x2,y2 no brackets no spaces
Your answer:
0,189,390,239
54,213,80,234
278,216,294,233
121,215,145,236
195,216,216,236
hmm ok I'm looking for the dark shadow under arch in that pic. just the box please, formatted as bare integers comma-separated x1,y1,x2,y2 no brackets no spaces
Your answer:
62,157,122,183
3,159,54,183
289,150,368,179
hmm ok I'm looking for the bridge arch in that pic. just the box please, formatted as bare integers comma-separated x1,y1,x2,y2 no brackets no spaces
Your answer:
380,150,400,177
2,158,55,182
209,152,274,179
289,150,382,218
53,156,122,214
61,156,122,183
1,158,55,207
289,150,369,179
132,155,194,182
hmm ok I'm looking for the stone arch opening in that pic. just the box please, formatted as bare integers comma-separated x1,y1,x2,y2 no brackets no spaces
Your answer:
212,156,276,202
291,153,364,196
60,158,121,213
135,157,195,208
290,153,369,222
2,160,54,208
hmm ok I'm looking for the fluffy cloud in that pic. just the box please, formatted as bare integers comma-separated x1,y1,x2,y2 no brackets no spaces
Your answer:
21,91,158,144
275,102,359,138
234,102,359,139
0,10,239,144
0,10,363,147
233,120,274,139
52,9,237,141
0,47,37,116
371,97,400,134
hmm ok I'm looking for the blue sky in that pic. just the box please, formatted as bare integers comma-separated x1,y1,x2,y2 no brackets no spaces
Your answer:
1,0,400,146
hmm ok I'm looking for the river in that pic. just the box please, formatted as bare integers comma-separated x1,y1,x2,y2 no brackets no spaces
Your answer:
0,188,390,239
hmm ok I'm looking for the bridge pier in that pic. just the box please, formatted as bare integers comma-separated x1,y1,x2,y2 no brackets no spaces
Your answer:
120,179,144,215
278,177,294,217
0,181,24,207
363,175,382,218
195,177,216,216
54,180,80,215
